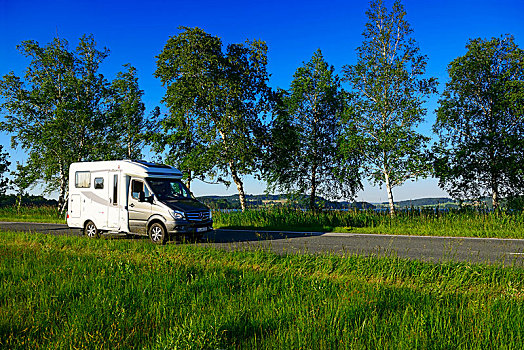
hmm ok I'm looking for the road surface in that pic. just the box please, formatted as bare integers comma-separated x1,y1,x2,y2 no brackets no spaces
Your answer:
1,222,524,265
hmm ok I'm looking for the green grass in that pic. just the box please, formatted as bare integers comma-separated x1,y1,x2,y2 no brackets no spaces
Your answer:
1,231,524,349
2,204,524,239
213,207,524,238
0,205,64,224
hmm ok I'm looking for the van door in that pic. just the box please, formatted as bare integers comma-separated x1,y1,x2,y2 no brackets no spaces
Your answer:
107,172,120,229
128,178,152,234
70,194,81,218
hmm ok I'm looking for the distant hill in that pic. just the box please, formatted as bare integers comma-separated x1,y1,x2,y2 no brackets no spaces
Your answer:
197,194,463,210
197,194,376,210
381,197,457,208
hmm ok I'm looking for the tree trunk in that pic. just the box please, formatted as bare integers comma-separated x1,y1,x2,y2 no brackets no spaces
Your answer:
384,172,395,216
489,144,499,210
58,175,68,214
16,192,23,214
310,163,317,211
186,169,192,192
492,187,499,210
230,166,247,212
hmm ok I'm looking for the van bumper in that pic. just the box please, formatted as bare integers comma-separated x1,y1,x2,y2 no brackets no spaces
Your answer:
165,219,214,236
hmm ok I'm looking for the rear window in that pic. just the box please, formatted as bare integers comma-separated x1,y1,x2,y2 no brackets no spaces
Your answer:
75,171,91,188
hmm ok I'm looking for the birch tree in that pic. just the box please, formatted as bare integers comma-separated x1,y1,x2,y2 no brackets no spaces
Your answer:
0,35,129,209
154,27,270,211
342,0,437,215
110,64,147,159
266,49,361,210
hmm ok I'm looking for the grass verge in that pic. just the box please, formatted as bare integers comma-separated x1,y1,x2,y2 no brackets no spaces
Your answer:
1,231,524,349
213,207,524,238
2,205,524,239
0,205,64,224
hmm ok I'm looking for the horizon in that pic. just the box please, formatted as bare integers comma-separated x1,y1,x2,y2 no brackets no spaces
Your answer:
1,0,523,202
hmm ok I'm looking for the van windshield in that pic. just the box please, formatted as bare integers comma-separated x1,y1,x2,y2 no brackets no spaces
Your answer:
146,178,192,200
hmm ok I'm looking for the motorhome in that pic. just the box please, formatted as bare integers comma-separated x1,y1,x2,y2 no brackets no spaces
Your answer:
66,160,213,244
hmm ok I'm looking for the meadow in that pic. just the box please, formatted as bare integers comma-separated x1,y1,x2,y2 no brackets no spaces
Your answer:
213,207,524,239
2,205,524,239
1,231,524,349
0,205,65,224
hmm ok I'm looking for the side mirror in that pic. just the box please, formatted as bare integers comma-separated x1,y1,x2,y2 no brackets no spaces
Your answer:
147,194,154,203
139,191,145,202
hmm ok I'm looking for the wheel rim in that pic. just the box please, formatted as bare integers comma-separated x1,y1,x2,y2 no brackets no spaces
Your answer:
151,225,163,242
86,223,96,237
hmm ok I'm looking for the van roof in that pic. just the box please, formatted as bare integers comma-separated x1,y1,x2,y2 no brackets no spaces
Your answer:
69,160,183,179
130,160,173,169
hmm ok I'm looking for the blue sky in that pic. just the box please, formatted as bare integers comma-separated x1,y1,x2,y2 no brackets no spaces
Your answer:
1,0,523,202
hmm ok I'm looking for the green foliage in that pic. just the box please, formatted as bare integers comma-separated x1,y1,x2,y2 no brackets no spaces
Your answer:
434,35,524,208
2,232,524,349
0,35,141,208
0,145,10,195
153,27,270,210
265,50,361,210
110,64,148,159
505,195,524,211
342,0,437,215
9,162,38,211
152,27,222,185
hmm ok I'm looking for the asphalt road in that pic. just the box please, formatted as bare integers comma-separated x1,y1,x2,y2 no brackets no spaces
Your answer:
2,222,524,265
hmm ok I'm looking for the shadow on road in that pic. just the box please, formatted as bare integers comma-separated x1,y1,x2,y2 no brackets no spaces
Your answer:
0,222,324,243
205,229,325,243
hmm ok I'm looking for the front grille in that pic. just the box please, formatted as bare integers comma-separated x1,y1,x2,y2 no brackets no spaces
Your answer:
186,211,210,222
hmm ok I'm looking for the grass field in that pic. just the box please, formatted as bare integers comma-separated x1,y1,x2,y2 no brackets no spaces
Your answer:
0,205,64,224
1,231,524,349
213,207,524,239
2,205,524,239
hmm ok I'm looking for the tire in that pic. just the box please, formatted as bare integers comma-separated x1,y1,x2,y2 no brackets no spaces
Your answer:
84,220,100,238
149,222,167,245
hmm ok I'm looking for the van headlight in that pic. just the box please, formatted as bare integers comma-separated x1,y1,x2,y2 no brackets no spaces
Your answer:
170,210,185,220
209,210,212,219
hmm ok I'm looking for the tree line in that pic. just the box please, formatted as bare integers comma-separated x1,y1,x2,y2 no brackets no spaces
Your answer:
0,0,523,215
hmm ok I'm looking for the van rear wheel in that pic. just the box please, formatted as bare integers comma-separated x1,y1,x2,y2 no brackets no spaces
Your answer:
149,222,167,245
85,221,100,238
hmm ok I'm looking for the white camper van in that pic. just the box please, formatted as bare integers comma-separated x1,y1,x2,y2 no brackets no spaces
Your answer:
66,160,213,244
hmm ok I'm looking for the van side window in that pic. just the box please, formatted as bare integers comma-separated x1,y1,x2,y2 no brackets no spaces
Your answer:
75,171,91,188
131,180,143,200
113,175,118,205
94,177,104,189
131,180,150,199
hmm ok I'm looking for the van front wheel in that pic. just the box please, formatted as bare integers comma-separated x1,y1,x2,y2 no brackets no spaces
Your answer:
85,221,100,238
149,222,166,245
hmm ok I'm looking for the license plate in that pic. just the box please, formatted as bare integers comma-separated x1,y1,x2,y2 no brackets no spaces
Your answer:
196,227,208,233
